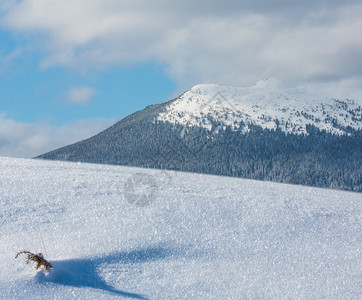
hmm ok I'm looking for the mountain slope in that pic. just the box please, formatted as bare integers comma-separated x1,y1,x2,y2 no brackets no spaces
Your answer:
36,80,362,192
1,157,361,299
158,80,362,134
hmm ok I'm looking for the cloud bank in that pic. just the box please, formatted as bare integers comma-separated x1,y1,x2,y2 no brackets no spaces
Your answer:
0,114,115,158
1,0,362,87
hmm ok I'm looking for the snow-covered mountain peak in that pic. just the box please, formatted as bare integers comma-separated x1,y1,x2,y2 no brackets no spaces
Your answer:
158,80,362,134
252,78,289,89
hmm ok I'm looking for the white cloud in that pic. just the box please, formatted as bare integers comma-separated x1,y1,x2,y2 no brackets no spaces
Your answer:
0,114,115,158
65,86,96,105
0,48,22,74
1,0,362,87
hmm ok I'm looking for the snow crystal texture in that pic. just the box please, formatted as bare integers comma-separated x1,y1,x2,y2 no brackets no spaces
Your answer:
0,157,361,299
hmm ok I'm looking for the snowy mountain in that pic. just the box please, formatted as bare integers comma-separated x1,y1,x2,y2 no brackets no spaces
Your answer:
1,156,361,299
36,80,362,192
158,79,362,135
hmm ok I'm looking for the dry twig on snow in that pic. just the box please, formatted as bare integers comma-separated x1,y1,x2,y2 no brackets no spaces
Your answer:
15,250,52,271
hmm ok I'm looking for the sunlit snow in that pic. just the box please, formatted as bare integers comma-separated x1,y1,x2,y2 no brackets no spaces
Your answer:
158,79,362,135
0,157,361,299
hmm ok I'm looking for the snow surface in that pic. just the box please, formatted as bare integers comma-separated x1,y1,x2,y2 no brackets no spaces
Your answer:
158,79,362,134
0,156,361,299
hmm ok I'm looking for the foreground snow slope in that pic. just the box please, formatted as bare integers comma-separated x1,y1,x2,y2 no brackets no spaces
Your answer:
0,157,361,299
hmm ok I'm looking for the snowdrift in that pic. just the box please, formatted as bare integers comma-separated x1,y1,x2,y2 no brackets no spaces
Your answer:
0,157,361,299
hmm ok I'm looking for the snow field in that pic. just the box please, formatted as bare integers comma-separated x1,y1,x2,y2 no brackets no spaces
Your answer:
0,156,361,299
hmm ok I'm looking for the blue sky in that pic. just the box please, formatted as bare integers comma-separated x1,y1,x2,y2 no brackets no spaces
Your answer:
1,0,362,158
1,53,176,124
0,26,177,123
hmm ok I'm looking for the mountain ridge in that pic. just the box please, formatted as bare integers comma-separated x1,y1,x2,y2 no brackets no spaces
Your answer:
158,79,362,135
36,80,362,192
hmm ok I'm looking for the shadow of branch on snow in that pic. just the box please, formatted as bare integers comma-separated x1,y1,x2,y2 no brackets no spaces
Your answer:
35,244,186,299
